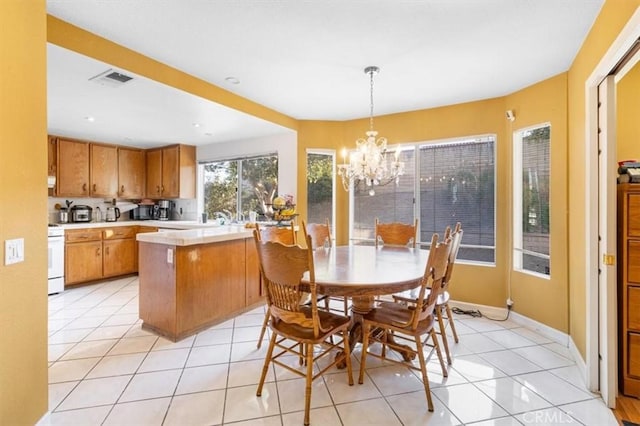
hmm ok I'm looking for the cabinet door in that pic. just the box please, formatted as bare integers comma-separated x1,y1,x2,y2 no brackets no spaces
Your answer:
118,147,145,199
161,145,180,198
103,239,137,277
48,136,57,178
65,241,102,284
146,149,163,198
57,139,90,197
90,144,118,197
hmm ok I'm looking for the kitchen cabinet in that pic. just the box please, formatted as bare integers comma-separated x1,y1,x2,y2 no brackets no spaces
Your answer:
102,227,137,277
48,136,57,179
90,143,118,198
65,229,103,284
618,183,640,397
146,144,196,199
65,226,139,285
118,147,145,199
57,138,90,197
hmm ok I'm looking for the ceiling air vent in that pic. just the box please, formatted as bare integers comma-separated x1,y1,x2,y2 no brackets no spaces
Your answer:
89,69,134,88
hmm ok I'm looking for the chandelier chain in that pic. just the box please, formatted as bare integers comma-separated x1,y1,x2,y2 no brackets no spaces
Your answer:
369,68,375,132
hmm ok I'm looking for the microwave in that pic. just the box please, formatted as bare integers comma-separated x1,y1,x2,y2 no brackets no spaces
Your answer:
130,205,155,220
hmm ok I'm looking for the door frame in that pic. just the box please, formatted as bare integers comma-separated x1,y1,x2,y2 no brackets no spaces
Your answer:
585,6,640,407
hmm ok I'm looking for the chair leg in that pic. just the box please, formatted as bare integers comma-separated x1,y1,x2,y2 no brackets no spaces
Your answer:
342,328,354,386
343,297,349,316
358,322,371,384
257,331,277,396
436,306,452,365
257,307,270,349
304,342,314,426
431,329,448,378
415,334,434,412
445,303,459,343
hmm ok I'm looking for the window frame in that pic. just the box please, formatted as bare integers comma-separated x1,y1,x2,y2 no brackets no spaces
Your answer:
198,152,279,222
348,134,497,266
305,148,336,231
512,123,551,278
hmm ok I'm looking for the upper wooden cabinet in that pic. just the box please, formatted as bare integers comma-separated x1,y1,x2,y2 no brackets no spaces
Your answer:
90,144,118,198
53,135,195,200
57,138,90,197
118,147,145,199
146,144,195,199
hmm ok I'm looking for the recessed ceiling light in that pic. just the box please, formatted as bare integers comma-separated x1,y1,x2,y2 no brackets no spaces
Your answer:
192,123,201,128
85,116,95,122
225,76,240,85
204,132,213,136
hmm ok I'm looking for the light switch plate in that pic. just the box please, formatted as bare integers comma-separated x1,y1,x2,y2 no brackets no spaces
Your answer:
167,248,173,264
5,238,24,265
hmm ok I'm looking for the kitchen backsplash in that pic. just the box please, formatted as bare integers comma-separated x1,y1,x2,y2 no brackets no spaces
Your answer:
48,197,197,224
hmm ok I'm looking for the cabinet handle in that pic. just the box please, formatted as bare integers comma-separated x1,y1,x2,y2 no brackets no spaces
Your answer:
96,248,101,256
93,184,97,192
121,185,125,194
83,183,87,192
156,185,160,194
161,185,165,194
105,247,109,255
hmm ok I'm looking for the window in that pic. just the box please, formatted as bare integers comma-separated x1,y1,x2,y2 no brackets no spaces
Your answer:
419,138,495,263
513,125,550,276
201,154,278,221
351,136,496,263
306,151,335,227
352,148,416,243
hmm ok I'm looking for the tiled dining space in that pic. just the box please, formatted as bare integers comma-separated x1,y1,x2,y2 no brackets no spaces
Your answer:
39,276,617,425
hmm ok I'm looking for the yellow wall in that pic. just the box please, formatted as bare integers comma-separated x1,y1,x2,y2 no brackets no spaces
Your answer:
567,0,640,358
505,74,569,331
0,1,48,424
617,62,640,161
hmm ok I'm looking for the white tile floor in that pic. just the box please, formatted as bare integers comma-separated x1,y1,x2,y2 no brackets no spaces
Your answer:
38,276,617,425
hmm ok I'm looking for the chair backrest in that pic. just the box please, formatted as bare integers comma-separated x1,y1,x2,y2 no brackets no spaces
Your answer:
255,222,297,245
375,218,418,248
303,219,332,249
410,232,452,330
442,222,463,293
253,231,324,337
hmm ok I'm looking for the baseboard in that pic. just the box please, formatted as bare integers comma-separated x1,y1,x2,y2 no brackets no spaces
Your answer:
450,300,569,347
508,310,570,346
449,300,508,319
569,335,587,384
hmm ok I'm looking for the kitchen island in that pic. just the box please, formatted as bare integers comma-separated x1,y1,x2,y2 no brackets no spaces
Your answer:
136,225,263,341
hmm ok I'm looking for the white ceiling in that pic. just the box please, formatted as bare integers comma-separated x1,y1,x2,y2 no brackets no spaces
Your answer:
46,0,604,148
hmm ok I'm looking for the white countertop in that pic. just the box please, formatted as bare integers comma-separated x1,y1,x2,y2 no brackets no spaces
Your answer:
136,224,255,246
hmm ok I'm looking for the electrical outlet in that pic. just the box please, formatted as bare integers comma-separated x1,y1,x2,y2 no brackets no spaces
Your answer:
5,238,25,265
167,248,173,264
506,298,514,308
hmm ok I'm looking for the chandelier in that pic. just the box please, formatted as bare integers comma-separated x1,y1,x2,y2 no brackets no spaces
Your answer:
337,66,404,196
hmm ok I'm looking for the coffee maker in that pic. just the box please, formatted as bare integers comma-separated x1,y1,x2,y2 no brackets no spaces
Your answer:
156,200,170,221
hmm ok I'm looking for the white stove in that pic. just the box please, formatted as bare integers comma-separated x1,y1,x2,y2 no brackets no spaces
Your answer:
47,225,64,294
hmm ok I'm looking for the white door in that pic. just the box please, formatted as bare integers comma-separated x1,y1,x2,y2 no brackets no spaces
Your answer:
597,75,617,407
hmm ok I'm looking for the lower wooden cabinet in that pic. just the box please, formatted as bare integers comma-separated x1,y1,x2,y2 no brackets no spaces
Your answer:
103,238,137,277
65,225,142,285
65,240,103,284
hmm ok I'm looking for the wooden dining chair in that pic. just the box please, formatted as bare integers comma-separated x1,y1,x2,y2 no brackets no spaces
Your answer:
255,222,298,349
302,219,350,316
393,222,464,367
254,231,353,426
358,232,451,412
375,218,418,248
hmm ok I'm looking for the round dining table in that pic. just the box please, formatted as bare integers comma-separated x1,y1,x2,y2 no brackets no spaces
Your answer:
302,244,431,364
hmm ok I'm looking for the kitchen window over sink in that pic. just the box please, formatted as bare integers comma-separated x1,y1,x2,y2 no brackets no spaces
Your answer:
199,153,278,222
